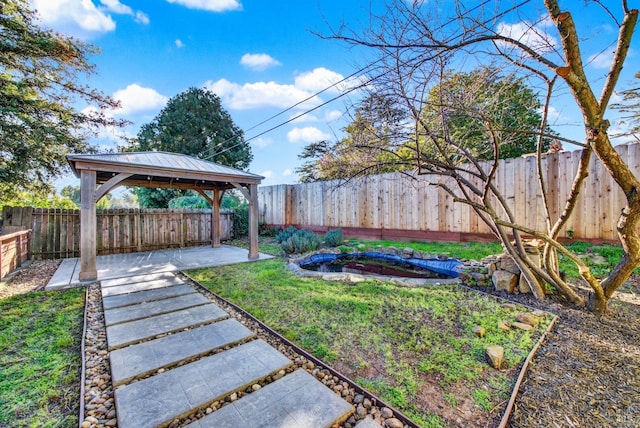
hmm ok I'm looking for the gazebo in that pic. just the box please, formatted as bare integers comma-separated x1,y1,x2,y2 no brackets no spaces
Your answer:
67,152,264,281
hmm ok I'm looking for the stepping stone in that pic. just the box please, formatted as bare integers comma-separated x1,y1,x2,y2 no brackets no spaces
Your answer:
104,293,210,326
106,304,228,350
188,369,354,428
101,272,180,288
355,418,384,428
114,339,292,428
102,284,196,310
101,276,185,297
110,319,255,386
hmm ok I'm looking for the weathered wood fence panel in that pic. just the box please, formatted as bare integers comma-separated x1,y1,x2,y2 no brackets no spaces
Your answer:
258,144,640,242
1,207,234,259
0,230,31,279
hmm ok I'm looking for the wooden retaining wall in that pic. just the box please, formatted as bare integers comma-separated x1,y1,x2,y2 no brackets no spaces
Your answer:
258,144,640,242
1,207,234,259
0,229,31,280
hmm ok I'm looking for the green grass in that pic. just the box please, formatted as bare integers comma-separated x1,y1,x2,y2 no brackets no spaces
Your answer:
189,258,551,425
0,289,85,428
346,238,503,260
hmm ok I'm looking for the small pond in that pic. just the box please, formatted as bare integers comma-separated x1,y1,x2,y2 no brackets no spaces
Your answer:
297,252,462,279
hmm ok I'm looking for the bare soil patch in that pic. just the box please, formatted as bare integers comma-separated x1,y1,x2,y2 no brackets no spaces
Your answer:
0,259,61,298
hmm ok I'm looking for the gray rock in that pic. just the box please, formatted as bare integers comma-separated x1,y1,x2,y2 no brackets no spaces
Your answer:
512,321,533,331
402,247,414,257
472,326,486,338
517,273,532,293
485,345,504,369
498,321,511,331
499,255,521,274
515,313,539,327
381,407,394,419
385,417,404,428
492,270,518,292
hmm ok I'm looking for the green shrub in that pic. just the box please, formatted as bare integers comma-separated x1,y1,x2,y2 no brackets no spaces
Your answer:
277,227,321,254
324,228,344,247
276,226,299,243
233,205,249,237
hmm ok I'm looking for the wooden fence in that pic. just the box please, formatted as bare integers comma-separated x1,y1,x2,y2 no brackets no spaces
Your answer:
1,207,234,259
258,144,640,242
0,229,31,280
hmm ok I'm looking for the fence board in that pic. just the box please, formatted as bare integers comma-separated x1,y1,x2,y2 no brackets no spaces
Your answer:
1,208,233,259
258,144,640,242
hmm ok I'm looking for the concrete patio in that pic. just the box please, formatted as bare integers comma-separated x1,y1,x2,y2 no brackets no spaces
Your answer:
45,245,272,290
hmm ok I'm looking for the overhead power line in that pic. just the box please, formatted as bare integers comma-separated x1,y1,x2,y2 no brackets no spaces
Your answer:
203,0,532,162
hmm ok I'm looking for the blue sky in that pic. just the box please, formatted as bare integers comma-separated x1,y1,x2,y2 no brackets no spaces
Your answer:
30,0,639,189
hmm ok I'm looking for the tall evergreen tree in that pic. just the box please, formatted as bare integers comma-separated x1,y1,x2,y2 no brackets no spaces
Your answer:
124,87,252,208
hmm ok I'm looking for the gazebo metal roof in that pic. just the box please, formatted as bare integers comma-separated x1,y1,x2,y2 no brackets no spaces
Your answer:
67,152,263,191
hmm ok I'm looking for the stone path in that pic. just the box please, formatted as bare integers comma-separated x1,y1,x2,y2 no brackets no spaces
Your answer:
101,272,358,428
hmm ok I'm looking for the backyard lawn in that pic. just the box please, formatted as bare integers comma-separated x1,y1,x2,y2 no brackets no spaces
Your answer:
189,255,554,427
0,287,84,428
0,238,636,427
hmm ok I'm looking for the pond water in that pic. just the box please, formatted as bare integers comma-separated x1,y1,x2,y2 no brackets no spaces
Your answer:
297,252,462,279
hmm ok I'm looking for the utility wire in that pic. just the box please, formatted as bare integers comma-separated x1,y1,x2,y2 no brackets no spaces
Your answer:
204,0,531,162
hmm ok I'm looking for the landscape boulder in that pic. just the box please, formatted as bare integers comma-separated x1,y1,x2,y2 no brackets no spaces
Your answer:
492,270,518,292
485,345,504,369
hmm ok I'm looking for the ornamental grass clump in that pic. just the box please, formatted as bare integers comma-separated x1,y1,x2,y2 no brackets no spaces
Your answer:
277,227,321,254
324,228,344,247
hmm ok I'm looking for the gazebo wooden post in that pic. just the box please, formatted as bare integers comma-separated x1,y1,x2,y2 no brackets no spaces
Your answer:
248,183,259,259
79,169,97,281
212,189,221,248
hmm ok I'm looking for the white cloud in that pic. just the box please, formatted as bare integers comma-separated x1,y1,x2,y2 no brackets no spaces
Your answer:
260,170,273,179
134,10,150,24
32,0,116,32
325,110,343,122
295,67,346,93
100,0,131,14
543,106,563,123
251,137,273,148
166,0,241,12
289,113,319,123
112,84,168,115
496,21,558,53
31,0,149,35
204,78,321,110
588,48,615,70
282,168,292,177
241,53,281,71
287,127,331,144
175,39,185,48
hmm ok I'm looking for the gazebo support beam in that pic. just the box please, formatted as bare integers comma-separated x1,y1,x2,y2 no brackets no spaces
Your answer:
79,170,97,281
231,182,259,259
248,183,259,259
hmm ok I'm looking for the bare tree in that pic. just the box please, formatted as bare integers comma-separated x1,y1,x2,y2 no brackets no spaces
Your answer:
330,0,638,313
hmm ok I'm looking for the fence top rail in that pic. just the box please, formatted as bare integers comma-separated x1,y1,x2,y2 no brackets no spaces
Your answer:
0,229,32,241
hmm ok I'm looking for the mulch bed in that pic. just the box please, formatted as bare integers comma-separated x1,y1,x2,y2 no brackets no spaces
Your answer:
2,261,639,427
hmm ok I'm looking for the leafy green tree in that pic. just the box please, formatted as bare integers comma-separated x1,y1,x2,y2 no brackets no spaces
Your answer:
296,93,409,181
124,87,252,208
0,189,76,210
60,185,81,206
419,67,556,160
0,0,123,199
